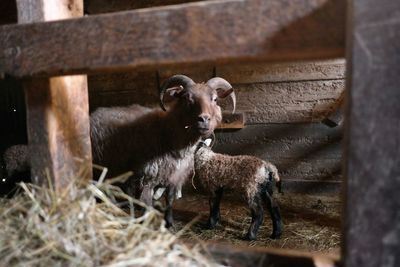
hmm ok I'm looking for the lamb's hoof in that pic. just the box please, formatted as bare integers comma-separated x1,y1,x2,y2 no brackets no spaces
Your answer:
206,219,219,230
206,222,217,230
165,219,174,229
243,233,257,241
270,231,282,239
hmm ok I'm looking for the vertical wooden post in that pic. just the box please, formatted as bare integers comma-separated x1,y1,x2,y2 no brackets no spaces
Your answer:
17,0,92,189
343,0,400,266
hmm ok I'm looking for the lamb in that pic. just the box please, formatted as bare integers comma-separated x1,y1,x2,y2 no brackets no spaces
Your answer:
194,139,283,240
90,75,235,227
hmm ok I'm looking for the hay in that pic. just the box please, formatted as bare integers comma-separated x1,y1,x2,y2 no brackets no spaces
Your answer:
0,174,217,267
173,193,342,254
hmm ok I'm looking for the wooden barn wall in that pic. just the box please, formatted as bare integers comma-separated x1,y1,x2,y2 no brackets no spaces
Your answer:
0,1,345,194
88,59,345,194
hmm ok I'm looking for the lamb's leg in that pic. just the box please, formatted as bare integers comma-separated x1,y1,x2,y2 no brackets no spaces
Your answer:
207,187,223,229
164,186,176,228
263,190,282,239
244,193,264,241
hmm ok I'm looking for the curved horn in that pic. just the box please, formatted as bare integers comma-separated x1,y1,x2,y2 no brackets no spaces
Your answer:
206,77,236,114
159,75,195,111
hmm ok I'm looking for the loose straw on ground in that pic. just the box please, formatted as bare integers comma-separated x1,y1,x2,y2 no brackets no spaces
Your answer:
0,170,218,267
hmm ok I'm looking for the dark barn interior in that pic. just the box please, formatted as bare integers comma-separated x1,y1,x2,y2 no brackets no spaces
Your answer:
86,60,345,253
0,0,399,266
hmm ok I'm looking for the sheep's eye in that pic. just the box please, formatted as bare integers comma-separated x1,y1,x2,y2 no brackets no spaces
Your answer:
212,96,218,102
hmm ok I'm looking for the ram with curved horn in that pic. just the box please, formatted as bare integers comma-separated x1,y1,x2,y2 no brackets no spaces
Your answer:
90,74,235,227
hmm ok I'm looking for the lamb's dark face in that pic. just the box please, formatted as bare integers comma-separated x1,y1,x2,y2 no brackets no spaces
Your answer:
180,84,222,137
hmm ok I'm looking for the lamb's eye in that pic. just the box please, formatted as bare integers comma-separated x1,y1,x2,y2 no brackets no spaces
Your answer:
212,96,217,102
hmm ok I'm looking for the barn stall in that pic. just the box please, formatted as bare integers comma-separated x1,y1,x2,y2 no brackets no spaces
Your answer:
0,0,399,266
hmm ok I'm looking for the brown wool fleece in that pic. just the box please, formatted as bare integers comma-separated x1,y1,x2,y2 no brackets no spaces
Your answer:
195,145,280,202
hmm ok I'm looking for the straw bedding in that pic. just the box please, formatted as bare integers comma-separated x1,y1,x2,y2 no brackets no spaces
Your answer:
0,173,216,267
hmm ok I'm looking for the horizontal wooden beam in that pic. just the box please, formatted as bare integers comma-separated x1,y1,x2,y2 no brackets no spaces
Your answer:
0,0,345,78
206,242,340,267
84,0,208,14
217,113,245,129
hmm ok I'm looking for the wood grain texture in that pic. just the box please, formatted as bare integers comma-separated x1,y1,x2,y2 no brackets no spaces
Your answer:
206,242,340,267
221,80,345,124
1,0,345,77
217,59,345,84
343,0,400,266
84,0,207,14
24,76,92,187
217,113,245,129
214,123,342,185
87,60,345,123
19,0,92,189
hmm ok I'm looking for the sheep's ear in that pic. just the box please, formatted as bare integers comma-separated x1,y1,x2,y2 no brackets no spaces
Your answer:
166,85,185,98
216,88,233,98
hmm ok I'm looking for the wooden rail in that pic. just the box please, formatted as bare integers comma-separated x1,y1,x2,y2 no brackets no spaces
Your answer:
0,0,345,78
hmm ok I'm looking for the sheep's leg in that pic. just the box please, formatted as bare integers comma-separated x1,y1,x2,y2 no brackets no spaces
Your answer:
207,187,223,229
139,184,154,207
244,194,264,241
263,190,282,239
164,186,176,228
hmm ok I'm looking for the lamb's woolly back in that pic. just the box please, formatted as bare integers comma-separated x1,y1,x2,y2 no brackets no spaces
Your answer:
194,143,281,199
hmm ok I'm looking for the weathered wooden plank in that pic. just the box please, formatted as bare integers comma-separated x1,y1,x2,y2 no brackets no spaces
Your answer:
158,65,215,85
0,0,345,78
207,242,340,267
221,80,345,124
84,0,208,14
217,113,245,129
18,0,92,189
214,123,342,186
89,78,345,123
343,0,400,266
88,71,158,110
217,59,346,84
322,92,344,127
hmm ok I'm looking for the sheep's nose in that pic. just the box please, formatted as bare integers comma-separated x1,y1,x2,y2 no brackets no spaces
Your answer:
198,114,211,123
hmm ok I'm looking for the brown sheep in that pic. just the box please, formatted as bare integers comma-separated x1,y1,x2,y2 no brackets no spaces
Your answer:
90,75,235,227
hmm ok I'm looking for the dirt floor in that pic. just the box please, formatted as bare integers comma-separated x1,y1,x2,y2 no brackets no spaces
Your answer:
172,192,342,254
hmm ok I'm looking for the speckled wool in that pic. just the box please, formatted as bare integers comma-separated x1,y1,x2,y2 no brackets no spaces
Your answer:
194,145,280,202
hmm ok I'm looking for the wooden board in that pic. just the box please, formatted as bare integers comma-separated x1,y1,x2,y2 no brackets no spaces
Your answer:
18,0,92,189
343,0,400,266
217,59,345,84
222,80,345,124
217,113,245,129
206,242,340,267
0,0,345,78
214,123,342,190
84,0,207,14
